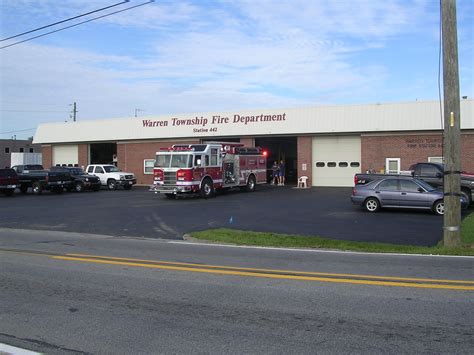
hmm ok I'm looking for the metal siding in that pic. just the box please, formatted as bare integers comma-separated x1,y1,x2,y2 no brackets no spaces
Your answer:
34,100,474,144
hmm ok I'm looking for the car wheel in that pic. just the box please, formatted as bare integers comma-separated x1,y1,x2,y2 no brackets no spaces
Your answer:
461,189,472,205
433,200,445,216
32,182,42,195
364,197,380,212
20,185,28,193
200,178,214,199
75,182,83,192
245,175,256,192
107,179,117,190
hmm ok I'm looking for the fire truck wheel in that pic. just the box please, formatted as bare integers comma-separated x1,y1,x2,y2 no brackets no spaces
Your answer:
165,193,176,199
201,178,214,199
245,175,256,192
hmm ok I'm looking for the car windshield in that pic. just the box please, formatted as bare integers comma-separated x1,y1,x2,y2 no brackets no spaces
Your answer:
415,178,436,191
155,154,191,168
104,166,121,173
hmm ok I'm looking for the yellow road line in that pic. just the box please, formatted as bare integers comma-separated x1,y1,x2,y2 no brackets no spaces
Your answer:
52,255,474,291
67,253,474,285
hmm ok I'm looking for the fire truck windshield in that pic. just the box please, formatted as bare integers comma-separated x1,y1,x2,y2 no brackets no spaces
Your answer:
155,154,192,168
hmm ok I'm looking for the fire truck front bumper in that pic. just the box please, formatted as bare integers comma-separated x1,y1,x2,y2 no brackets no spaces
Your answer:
149,184,195,194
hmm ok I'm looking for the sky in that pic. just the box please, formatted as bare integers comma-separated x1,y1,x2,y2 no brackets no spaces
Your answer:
1,0,473,139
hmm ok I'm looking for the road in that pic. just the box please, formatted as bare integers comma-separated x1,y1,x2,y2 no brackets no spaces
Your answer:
1,185,466,246
1,228,473,354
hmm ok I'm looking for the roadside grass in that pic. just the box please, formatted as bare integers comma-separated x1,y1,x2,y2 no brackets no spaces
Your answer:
190,211,474,256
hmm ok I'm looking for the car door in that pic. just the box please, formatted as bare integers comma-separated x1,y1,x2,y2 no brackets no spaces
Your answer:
374,179,400,207
93,166,106,184
398,179,431,208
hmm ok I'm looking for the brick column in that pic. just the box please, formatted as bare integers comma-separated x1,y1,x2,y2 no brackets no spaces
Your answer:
78,144,89,169
41,145,52,168
297,137,312,185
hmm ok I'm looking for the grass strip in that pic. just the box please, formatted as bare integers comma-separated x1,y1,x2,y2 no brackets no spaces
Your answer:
190,212,474,256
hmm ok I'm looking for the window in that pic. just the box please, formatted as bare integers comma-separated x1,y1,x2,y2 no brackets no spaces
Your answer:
95,166,105,174
420,164,439,177
350,162,360,167
428,156,443,164
338,162,348,167
327,162,336,167
19,148,24,153
210,148,218,166
155,154,171,168
205,155,209,166
29,148,34,153
87,166,94,173
4,147,9,154
315,162,325,167
194,155,202,167
144,159,155,174
378,179,398,191
400,180,421,193
385,158,400,174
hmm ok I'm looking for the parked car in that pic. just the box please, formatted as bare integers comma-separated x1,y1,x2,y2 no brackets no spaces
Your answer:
355,162,474,205
51,166,101,192
86,164,136,190
0,168,19,196
11,164,73,194
351,175,468,215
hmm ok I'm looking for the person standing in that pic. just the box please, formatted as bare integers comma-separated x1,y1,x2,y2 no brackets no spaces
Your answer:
271,161,279,185
278,159,285,186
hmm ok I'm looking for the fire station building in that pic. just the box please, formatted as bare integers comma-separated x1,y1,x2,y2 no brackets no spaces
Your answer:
34,99,474,187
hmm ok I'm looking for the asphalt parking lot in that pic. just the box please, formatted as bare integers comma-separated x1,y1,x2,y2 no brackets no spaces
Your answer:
1,185,471,246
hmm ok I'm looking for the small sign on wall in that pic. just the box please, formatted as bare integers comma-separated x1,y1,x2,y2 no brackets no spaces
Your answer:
302,163,307,171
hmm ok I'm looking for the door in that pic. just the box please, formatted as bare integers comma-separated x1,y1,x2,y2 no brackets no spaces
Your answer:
398,179,431,208
385,158,400,174
52,145,78,166
374,179,400,207
312,136,361,187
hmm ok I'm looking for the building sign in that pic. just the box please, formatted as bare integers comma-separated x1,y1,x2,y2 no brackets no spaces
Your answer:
405,137,442,149
142,113,287,134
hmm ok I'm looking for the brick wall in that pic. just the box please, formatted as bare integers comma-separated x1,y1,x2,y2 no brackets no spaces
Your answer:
41,145,52,168
361,132,474,172
297,137,312,183
78,144,88,169
118,140,200,185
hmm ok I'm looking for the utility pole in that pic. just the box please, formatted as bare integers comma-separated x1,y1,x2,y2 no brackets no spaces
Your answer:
441,0,461,247
71,102,77,122
135,108,144,118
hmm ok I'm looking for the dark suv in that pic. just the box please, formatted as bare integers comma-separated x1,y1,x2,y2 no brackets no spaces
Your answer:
51,167,101,192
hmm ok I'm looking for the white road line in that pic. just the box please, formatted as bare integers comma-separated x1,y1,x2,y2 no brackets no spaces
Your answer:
0,343,40,355
166,240,474,259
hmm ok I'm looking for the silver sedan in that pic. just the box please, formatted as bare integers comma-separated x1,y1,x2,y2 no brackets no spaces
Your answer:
351,176,468,215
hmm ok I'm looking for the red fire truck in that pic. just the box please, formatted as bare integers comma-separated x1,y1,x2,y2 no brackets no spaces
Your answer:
150,142,267,198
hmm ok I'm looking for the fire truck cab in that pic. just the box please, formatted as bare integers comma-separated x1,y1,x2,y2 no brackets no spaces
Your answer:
150,142,267,198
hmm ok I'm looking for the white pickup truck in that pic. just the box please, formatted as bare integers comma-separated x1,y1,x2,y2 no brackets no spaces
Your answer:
86,164,136,190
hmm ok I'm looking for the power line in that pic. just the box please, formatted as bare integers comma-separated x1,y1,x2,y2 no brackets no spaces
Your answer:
0,0,155,50
1,110,69,113
0,128,37,135
0,1,129,42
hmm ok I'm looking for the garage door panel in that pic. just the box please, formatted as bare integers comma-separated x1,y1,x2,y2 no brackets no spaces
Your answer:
52,145,78,166
312,136,361,187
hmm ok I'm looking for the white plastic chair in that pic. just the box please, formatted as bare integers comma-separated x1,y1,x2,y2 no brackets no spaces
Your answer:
297,176,308,188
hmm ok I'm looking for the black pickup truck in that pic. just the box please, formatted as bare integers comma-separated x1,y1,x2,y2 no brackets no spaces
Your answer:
51,166,101,192
0,168,20,196
355,162,474,205
11,164,73,194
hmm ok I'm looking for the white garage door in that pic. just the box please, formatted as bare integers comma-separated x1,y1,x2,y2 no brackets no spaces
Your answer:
312,136,361,187
52,145,78,166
